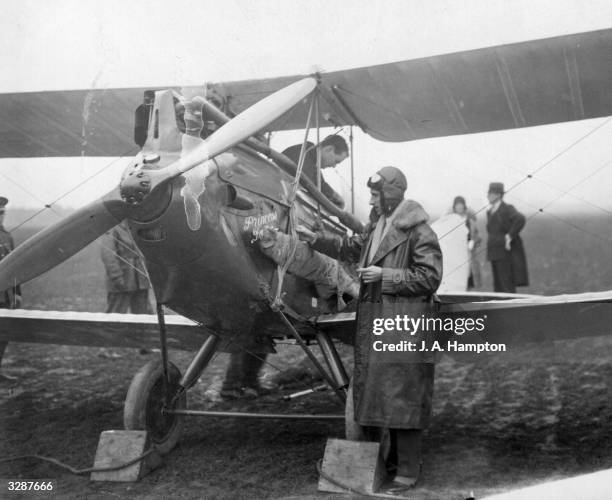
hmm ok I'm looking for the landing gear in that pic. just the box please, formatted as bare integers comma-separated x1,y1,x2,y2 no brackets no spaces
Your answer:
123,303,220,454
123,359,186,454
121,304,353,453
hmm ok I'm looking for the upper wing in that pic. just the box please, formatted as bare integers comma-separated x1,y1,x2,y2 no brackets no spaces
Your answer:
0,87,146,158
1,28,612,157
211,28,612,141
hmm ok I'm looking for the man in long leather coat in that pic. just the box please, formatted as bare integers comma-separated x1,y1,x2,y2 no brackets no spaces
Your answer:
299,166,442,489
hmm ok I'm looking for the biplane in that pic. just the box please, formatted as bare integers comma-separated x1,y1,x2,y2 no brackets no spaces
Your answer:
1,27,612,470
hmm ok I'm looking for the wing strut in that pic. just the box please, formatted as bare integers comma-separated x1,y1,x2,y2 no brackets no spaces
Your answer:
274,308,347,405
200,94,364,232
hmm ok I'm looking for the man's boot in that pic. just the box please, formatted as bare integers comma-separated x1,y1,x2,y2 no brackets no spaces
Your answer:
384,428,422,491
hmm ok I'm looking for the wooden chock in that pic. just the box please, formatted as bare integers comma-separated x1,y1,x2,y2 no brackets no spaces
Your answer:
318,438,387,495
90,430,162,482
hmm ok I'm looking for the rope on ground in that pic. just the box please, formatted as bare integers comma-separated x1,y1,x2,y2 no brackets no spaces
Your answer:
0,448,155,475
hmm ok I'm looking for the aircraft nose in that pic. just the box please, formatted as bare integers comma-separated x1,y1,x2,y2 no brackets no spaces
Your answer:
121,170,151,204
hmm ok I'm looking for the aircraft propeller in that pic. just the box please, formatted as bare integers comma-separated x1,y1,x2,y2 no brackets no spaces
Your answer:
0,77,317,290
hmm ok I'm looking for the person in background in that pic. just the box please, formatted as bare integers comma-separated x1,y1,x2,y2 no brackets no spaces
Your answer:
101,220,152,314
451,195,482,289
0,197,21,382
486,182,528,293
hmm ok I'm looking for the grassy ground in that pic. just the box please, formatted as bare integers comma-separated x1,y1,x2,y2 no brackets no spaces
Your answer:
0,214,611,499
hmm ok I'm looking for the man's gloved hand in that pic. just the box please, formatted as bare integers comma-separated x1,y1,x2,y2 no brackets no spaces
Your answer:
13,295,22,308
468,240,475,251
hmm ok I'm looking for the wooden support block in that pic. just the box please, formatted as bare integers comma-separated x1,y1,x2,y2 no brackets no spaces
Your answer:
90,430,162,482
318,438,387,495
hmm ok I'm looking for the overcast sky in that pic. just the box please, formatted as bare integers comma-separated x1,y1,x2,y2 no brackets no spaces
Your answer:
2,0,612,224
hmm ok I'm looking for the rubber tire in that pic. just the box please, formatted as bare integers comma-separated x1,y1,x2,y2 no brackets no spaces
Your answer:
124,359,186,455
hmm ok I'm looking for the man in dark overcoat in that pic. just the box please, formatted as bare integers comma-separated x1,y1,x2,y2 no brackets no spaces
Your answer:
486,182,528,293
299,166,442,489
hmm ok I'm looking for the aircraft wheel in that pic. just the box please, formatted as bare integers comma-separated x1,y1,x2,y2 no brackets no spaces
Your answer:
124,359,186,455
344,378,366,440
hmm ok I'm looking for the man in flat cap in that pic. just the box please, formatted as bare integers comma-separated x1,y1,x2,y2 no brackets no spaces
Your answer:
486,182,528,293
298,166,442,490
0,197,21,382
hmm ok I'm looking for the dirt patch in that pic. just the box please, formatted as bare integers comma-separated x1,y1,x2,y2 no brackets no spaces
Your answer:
4,216,612,498
1,337,612,499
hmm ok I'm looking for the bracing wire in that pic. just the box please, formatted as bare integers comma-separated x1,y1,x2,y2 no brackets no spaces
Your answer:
1,150,150,284
436,116,612,243
5,149,136,233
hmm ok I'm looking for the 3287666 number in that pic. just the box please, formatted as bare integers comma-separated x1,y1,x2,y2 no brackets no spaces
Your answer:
5,480,56,493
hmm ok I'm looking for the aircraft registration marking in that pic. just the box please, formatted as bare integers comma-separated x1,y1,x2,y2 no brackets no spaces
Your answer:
243,212,278,243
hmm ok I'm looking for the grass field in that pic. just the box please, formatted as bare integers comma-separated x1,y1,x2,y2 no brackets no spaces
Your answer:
0,213,611,499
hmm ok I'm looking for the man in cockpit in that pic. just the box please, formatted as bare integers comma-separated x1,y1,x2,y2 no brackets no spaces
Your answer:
219,136,350,400
282,135,349,209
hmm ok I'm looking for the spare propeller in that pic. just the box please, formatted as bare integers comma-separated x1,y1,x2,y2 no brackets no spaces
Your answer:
0,77,317,291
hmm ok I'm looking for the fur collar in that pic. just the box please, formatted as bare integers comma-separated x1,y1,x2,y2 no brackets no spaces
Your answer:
391,199,429,230
364,199,429,234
